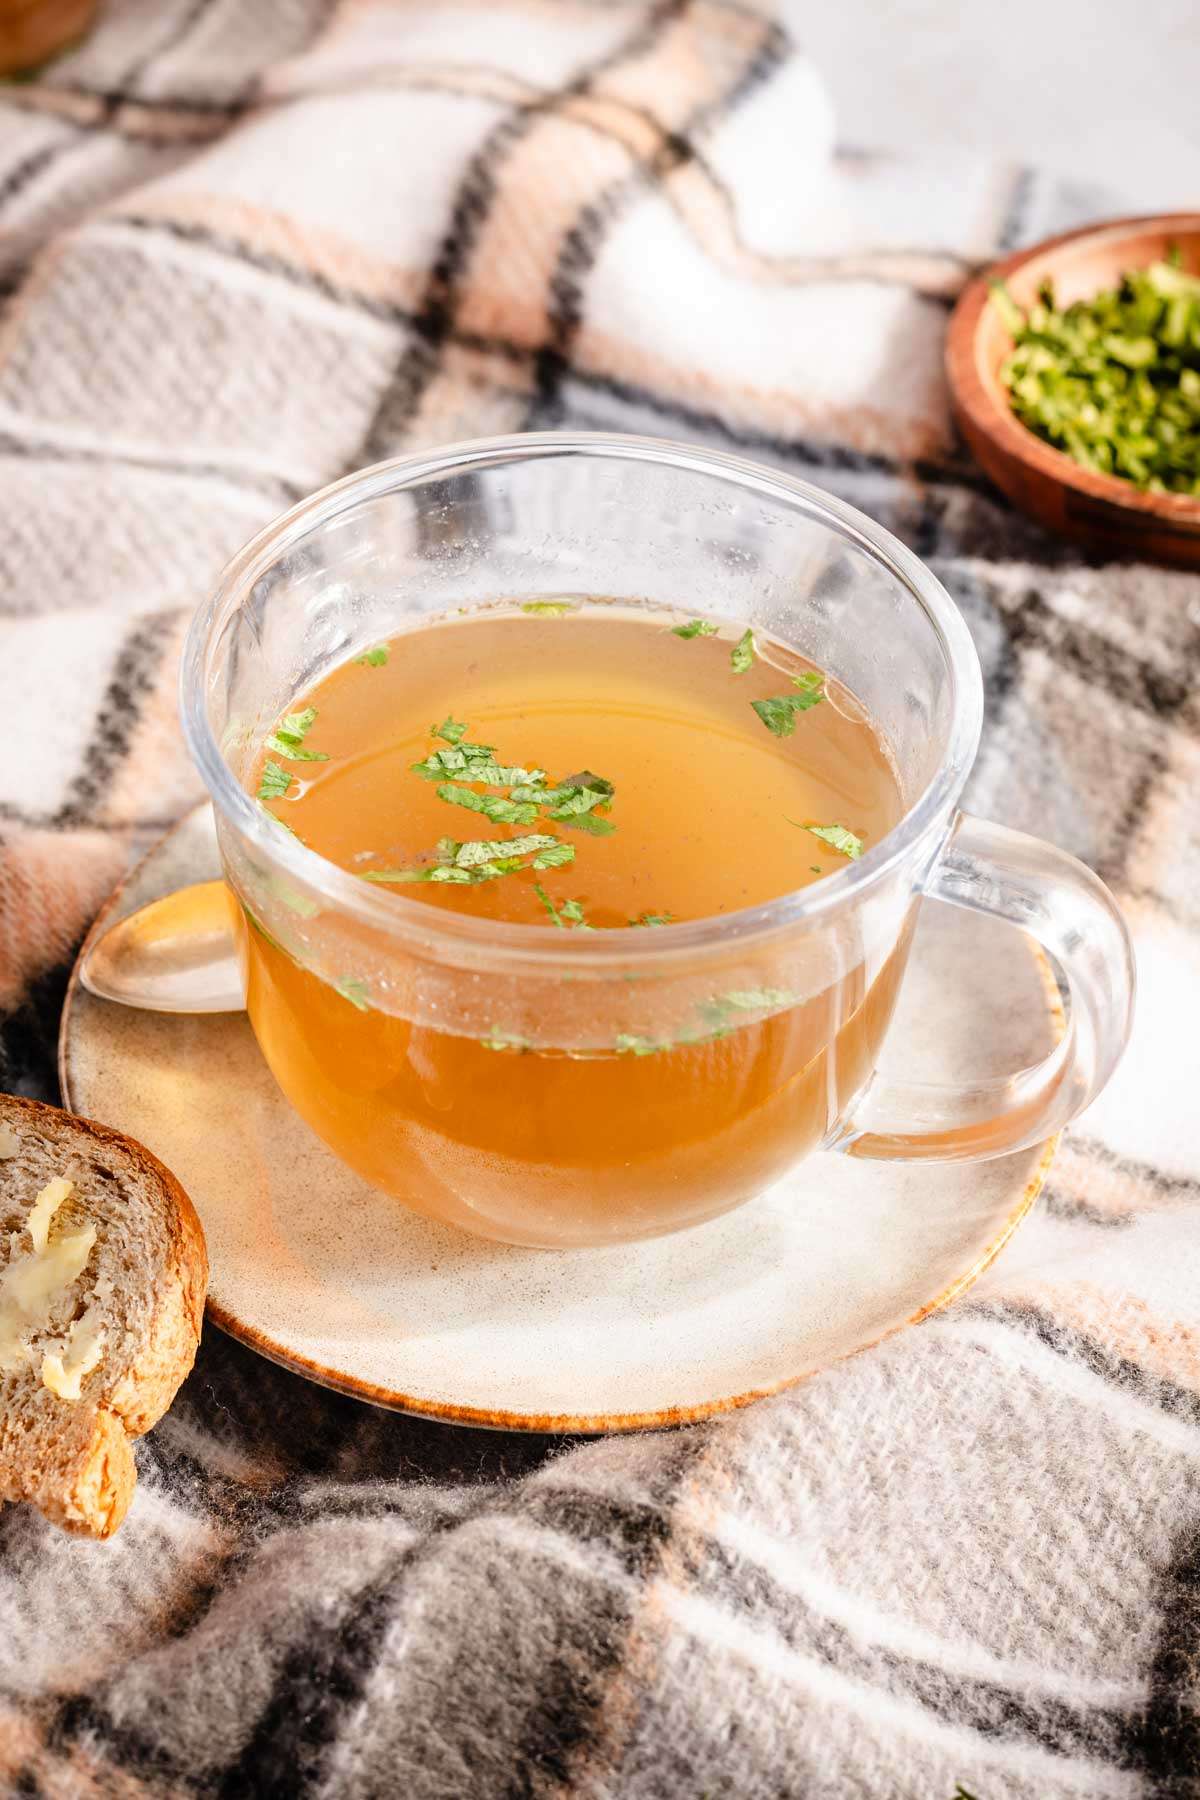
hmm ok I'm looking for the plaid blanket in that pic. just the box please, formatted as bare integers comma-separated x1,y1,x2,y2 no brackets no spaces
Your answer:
1,2,1197,1795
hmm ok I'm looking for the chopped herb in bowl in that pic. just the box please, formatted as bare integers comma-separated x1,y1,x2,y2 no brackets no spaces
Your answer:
990,254,1200,495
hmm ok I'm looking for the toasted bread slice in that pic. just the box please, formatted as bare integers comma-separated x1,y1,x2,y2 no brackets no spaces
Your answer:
0,1094,207,1537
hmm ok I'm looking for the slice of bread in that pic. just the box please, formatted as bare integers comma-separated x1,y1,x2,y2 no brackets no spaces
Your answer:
0,1094,207,1538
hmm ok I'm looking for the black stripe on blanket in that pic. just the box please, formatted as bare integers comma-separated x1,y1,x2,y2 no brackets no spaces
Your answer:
52,609,185,828
1120,1511,1200,1794
976,1303,1200,1431
48,1456,705,1797
526,16,790,429
355,0,692,465
677,1530,1144,1767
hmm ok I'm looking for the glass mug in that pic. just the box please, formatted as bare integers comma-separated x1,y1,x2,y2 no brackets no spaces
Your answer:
181,433,1134,1249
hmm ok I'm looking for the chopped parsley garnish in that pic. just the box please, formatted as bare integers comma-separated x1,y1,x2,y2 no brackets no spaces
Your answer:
335,977,370,1011
531,842,575,871
672,619,719,639
480,1027,529,1051
520,600,579,616
437,783,539,826
456,833,558,867
257,759,293,801
434,716,469,745
616,1033,663,1056
364,833,574,885
801,822,864,860
257,798,298,837
533,884,592,929
630,911,674,928
810,864,822,874
265,708,328,763
751,673,825,737
730,628,756,674
356,645,389,666
411,751,538,784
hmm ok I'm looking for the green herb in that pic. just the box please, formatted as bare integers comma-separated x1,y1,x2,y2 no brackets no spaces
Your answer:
437,783,539,826
364,832,573,886
992,260,1200,493
545,784,611,820
434,716,469,745
520,600,580,616
630,911,674,927
356,645,389,667
480,1027,530,1052
533,884,592,929
456,833,557,867
557,810,615,837
616,1033,663,1056
242,903,296,962
271,880,318,918
411,751,539,785
751,674,825,737
335,977,370,1011
671,619,719,639
810,864,822,874
801,822,864,860
531,842,575,870
364,864,478,885
699,988,797,1029
264,707,328,763
257,759,293,801
730,628,756,674
257,798,298,838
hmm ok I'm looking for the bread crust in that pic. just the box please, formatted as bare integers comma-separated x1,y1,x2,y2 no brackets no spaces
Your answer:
0,1094,208,1538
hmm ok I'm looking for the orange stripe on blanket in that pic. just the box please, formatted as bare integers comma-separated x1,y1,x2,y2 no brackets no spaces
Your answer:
106,191,429,317
453,5,773,347
573,324,950,463
0,827,129,1011
97,615,203,831
1002,1280,1200,1399
1046,1138,1180,1224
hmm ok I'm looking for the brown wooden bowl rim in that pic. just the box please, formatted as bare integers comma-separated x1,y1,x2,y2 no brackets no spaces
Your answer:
946,210,1200,524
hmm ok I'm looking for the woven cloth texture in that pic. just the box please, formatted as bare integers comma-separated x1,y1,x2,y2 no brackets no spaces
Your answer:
0,2,1197,1796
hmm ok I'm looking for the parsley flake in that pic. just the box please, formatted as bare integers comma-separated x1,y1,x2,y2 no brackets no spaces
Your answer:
335,977,371,1011
801,823,864,860
264,708,328,763
258,759,293,801
356,646,389,667
533,884,592,929
672,619,719,639
480,1027,529,1052
520,600,579,616
437,783,538,826
257,798,298,838
616,1033,663,1056
434,717,469,745
630,911,674,928
532,842,575,871
751,674,825,737
730,628,756,675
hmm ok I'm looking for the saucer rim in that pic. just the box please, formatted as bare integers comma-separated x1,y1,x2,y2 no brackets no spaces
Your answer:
59,803,1058,1434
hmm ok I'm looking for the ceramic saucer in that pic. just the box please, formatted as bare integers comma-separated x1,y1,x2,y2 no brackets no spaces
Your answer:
60,807,1058,1431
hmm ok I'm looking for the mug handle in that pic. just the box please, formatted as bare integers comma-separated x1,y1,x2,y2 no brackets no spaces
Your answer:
835,811,1135,1162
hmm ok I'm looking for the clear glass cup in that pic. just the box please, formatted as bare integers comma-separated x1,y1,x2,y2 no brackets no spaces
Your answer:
181,433,1135,1248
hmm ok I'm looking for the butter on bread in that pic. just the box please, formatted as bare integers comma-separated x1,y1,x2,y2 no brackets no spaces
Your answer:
0,1095,207,1537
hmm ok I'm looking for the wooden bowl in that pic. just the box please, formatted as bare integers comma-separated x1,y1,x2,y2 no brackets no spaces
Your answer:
946,213,1200,568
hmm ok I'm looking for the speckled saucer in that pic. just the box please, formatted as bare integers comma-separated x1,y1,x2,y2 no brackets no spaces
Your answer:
60,807,1058,1432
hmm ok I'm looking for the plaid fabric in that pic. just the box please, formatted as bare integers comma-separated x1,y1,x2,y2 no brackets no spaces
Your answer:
0,2,1197,1795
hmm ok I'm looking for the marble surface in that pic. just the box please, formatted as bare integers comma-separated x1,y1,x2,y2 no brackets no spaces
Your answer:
797,0,1200,210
